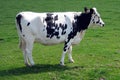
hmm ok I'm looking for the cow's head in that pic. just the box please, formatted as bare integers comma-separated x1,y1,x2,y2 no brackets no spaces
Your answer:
84,7,105,27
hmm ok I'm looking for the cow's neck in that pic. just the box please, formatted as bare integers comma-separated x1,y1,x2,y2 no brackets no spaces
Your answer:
76,12,92,32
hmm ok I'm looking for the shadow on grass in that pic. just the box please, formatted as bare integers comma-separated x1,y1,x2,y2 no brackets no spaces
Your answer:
0,64,78,77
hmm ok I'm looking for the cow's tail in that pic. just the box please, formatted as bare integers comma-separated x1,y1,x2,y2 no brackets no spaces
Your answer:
16,14,26,50
16,14,23,33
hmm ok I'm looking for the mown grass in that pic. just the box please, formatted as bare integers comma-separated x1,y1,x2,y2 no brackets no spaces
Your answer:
0,0,120,80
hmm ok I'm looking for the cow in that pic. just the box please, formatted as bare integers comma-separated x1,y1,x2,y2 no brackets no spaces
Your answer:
15,7,105,66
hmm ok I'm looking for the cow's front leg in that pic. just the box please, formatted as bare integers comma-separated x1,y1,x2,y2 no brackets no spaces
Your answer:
68,45,74,63
60,51,67,66
60,40,72,66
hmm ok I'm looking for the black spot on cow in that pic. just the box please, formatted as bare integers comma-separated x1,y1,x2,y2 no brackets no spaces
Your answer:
74,15,77,20
59,23,67,35
54,15,58,21
45,13,54,38
76,12,92,31
63,41,68,51
63,46,67,52
77,8,93,31
45,13,54,22
27,22,30,26
96,20,100,23
16,14,22,32
46,26,55,38
23,34,25,37
45,13,67,39
45,13,59,39
92,19,95,23
59,23,62,27
43,29,45,31
64,15,66,17
55,24,58,28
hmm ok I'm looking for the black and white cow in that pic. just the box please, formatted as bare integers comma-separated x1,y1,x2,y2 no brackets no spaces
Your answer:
16,7,104,66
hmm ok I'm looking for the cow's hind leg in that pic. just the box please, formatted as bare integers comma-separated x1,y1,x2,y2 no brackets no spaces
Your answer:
20,37,35,67
68,45,74,63
19,38,29,66
25,39,35,67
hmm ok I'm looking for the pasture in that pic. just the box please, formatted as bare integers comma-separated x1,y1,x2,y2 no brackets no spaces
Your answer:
0,0,120,80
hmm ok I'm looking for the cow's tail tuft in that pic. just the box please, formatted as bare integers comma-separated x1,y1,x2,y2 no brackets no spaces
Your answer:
16,14,23,32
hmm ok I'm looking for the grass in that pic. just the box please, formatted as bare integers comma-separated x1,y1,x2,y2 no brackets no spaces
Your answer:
0,0,120,80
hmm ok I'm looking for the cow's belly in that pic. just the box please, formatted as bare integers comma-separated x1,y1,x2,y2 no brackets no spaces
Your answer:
35,35,66,45
72,38,81,45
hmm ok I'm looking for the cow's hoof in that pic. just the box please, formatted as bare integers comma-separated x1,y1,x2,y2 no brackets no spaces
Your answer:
25,63,31,67
25,63,34,67
69,59,74,63
60,62,65,66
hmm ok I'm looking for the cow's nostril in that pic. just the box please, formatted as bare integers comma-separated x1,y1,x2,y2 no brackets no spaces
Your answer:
102,24,104,27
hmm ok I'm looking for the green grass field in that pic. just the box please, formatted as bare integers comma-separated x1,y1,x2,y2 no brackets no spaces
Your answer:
0,0,120,80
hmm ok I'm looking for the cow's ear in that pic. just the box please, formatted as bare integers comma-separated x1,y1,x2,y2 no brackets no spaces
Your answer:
84,7,90,13
90,8,94,14
84,7,88,13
